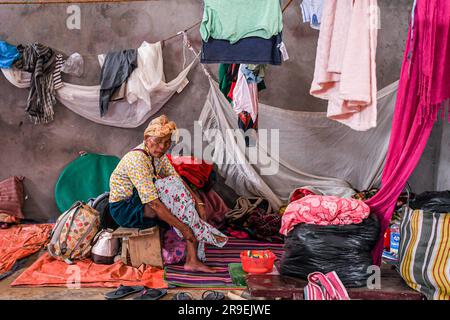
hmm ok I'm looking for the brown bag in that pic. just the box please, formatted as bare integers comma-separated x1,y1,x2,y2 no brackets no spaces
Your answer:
0,176,25,219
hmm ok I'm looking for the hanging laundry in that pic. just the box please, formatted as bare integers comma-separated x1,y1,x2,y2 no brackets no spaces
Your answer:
226,64,240,101
232,65,259,123
201,34,283,65
310,0,378,131
200,0,283,45
14,43,59,124
218,64,264,138
123,41,165,106
2,41,196,128
61,52,84,77
218,64,233,102
238,111,258,133
0,41,20,69
99,49,137,117
300,0,324,30
241,64,267,85
53,54,64,90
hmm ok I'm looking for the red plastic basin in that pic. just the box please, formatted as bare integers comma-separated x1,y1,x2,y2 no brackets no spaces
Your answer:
240,250,276,274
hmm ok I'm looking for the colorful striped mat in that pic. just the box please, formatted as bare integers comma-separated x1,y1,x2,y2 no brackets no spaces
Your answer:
164,238,284,288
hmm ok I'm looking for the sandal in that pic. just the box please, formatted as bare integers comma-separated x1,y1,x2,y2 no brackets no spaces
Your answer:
202,290,225,300
104,285,145,300
172,292,194,300
133,288,167,300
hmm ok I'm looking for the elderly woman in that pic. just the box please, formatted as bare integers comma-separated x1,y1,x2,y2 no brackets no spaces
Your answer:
109,115,227,273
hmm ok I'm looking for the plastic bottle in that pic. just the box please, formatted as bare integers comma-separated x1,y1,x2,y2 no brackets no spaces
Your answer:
390,223,401,255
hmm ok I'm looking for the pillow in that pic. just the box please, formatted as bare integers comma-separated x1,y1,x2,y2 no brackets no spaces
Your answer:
0,176,25,219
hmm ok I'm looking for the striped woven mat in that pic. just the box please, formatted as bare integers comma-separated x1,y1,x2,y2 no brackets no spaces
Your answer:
164,238,284,288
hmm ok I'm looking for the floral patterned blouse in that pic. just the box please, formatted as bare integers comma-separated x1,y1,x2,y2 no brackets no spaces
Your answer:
109,143,179,204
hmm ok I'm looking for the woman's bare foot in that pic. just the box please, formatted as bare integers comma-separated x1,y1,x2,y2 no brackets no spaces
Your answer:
184,260,217,273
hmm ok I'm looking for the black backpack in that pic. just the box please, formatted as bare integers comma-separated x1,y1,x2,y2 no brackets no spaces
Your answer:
88,192,119,230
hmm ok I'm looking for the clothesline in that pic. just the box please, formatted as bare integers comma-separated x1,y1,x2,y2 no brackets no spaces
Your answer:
15,0,294,58
0,0,153,4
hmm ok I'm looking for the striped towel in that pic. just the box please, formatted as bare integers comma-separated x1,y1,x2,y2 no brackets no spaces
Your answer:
164,238,284,288
53,54,64,90
304,271,350,300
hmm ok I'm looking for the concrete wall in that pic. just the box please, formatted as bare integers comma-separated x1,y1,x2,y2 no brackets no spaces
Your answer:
437,122,450,191
0,0,443,222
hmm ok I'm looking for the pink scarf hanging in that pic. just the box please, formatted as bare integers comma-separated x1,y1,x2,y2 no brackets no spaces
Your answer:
367,0,450,265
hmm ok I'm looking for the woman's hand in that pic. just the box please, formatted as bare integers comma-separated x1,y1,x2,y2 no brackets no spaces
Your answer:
197,204,207,221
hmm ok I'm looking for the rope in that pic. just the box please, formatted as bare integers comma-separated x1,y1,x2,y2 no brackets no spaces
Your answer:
5,0,295,60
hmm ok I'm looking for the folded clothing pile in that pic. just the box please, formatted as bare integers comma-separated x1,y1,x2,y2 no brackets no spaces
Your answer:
225,197,283,243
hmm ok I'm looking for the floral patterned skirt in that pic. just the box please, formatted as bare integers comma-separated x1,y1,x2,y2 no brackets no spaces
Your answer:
155,176,228,261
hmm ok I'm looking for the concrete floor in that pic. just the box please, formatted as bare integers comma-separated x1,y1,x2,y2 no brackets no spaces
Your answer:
0,251,244,300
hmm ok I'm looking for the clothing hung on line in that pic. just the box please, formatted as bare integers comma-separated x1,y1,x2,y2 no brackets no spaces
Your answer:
200,0,283,45
300,0,324,30
310,0,378,131
99,49,137,117
233,65,259,123
242,64,266,84
13,44,65,124
201,34,283,65
2,41,196,128
218,64,265,134
0,41,20,69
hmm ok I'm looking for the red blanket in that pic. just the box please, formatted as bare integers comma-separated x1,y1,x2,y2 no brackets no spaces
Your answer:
12,253,167,288
167,155,213,188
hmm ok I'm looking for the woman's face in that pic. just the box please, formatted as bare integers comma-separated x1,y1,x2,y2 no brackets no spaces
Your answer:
145,134,172,158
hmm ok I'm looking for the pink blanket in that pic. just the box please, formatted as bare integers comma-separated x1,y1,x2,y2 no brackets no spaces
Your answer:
310,0,378,131
280,195,370,236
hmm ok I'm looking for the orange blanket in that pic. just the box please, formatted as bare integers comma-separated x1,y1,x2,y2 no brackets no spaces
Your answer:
0,224,53,275
12,253,167,288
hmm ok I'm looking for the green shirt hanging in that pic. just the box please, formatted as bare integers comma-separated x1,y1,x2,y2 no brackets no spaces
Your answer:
200,0,283,44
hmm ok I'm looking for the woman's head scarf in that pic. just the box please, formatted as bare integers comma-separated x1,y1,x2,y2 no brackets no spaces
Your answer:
144,115,177,139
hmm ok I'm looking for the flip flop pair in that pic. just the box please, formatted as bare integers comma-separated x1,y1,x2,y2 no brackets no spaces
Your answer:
172,290,225,300
104,285,167,300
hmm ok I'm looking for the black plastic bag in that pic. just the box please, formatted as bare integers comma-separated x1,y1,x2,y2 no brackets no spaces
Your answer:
409,191,450,213
280,214,380,288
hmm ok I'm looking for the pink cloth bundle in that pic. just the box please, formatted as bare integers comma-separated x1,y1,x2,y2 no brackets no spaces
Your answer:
280,195,370,236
